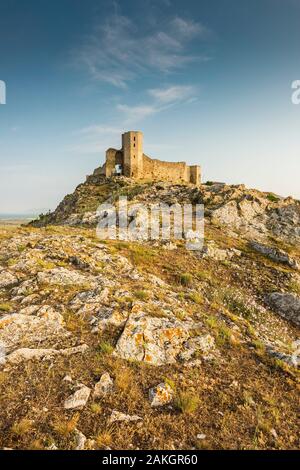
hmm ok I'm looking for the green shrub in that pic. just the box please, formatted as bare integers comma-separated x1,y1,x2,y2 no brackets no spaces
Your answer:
267,193,280,203
187,292,203,305
0,302,12,312
98,341,114,355
179,273,193,287
134,290,149,301
175,392,199,414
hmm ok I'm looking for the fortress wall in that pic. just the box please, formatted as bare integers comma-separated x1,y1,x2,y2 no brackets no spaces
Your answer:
104,132,201,185
105,149,117,177
142,154,190,183
189,165,201,185
105,149,123,177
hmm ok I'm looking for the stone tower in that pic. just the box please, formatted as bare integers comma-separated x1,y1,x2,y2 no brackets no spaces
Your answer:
122,131,143,178
103,131,201,185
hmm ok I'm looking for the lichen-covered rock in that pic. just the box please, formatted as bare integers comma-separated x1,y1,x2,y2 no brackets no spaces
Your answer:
0,271,18,289
250,241,299,269
108,410,142,424
267,204,300,243
37,267,89,286
266,341,300,368
211,201,241,226
267,292,300,326
149,382,174,407
0,314,70,353
94,372,114,397
179,334,216,362
6,344,88,365
200,241,241,261
0,341,6,365
74,429,87,450
64,385,91,409
36,305,64,324
19,305,40,316
114,312,192,365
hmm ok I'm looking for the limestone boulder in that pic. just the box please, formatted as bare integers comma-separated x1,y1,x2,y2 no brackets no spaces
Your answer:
0,313,70,353
19,305,40,316
94,372,114,397
200,241,241,261
211,201,240,227
114,312,192,365
179,334,216,362
250,241,299,269
37,267,89,286
74,429,87,450
6,344,88,365
267,204,300,243
266,342,300,368
149,382,174,407
81,212,99,225
0,342,6,365
266,292,300,326
64,385,91,410
70,288,110,310
0,271,18,289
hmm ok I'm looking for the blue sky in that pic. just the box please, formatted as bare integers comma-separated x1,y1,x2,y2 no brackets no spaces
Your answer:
0,0,299,213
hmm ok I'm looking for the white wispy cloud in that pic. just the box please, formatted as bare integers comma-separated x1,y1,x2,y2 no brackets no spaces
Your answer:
70,84,197,151
117,84,198,124
70,125,123,154
148,85,196,104
74,12,211,88
171,17,210,39
77,125,121,136
116,104,158,122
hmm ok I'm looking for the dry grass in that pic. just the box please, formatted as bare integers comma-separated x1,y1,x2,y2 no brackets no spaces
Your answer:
98,340,114,355
115,367,134,392
0,302,12,313
0,224,299,450
11,418,34,437
174,392,200,414
90,403,102,414
96,428,114,449
52,413,80,437
134,290,149,301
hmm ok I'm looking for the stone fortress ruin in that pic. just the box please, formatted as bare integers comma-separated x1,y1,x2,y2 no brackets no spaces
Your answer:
100,131,201,185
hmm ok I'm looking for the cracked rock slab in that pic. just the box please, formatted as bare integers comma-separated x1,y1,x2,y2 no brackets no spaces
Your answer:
0,271,18,289
37,267,90,286
114,312,192,365
6,344,88,365
0,314,70,353
64,385,91,410
267,292,300,327
250,241,299,269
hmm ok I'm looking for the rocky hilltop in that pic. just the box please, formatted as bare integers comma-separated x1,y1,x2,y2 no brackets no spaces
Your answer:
0,172,299,450
33,169,300,245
